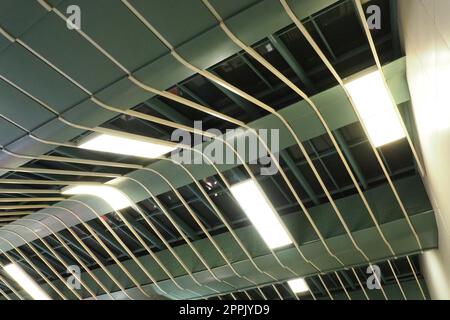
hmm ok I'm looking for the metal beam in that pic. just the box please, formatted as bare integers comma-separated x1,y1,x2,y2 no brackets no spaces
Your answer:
334,130,368,190
281,150,319,205
268,34,315,91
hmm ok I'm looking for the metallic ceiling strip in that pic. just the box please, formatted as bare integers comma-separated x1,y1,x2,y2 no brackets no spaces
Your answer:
0,212,35,217
353,0,425,176
2,227,91,299
0,167,121,178
0,1,422,300
0,205,50,210
279,0,425,296
115,177,244,294
0,189,61,194
59,201,176,298
0,273,24,300
33,0,340,274
406,255,426,300
3,156,243,296
0,179,100,186
0,197,66,203
9,220,114,300
0,135,278,296
0,44,320,285
0,289,11,300
280,0,423,252
35,0,384,294
386,259,406,300
15,78,323,278
350,267,369,300
272,284,284,300
33,211,133,300
62,198,204,299
99,0,337,272
317,274,334,300
1,9,337,276
158,157,294,282
256,287,268,300
368,264,388,300
200,0,409,278
1,105,309,285
111,207,212,298
0,235,70,300
49,206,151,300
121,0,368,268
0,285,11,300
334,271,351,300
138,167,267,287
0,150,143,170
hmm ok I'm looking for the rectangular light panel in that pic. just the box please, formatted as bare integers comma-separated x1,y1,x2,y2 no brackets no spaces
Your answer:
79,133,176,158
62,185,131,210
4,263,51,300
288,278,309,294
230,179,292,249
345,70,406,147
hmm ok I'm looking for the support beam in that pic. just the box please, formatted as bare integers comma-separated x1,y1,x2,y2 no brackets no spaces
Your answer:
268,34,315,91
280,150,319,205
334,130,368,190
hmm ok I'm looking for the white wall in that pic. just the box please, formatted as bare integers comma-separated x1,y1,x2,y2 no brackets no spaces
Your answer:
398,0,450,299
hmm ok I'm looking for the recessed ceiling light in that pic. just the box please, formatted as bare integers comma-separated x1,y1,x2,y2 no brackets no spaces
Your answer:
345,70,406,147
78,133,176,158
62,184,131,210
288,278,309,294
4,263,51,300
230,179,292,249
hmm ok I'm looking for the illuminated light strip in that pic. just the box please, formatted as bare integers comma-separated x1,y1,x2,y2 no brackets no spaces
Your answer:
230,180,292,249
62,185,132,211
0,1,414,300
78,133,176,159
0,67,304,283
352,0,425,176
0,274,24,300
345,69,405,147
34,0,323,275
0,230,79,300
0,9,325,277
130,168,262,286
7,223,111,300
32,211,133,300
279,0,425,296
62,181,230,294
0,237,62,299
0,32,278,288
200,0,405,267
122,0,370,268
3,263,51,300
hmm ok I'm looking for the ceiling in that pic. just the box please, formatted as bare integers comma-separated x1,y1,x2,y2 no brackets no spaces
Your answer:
0,0,437,300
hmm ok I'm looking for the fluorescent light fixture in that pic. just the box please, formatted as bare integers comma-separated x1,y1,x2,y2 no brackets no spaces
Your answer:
288,278,309,294
345,70,406,147
4,263,51,300
62,185,131,210
230,180,292,249
79,133,176,158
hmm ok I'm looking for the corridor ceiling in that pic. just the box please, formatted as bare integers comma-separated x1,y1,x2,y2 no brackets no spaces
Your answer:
0,0,436,300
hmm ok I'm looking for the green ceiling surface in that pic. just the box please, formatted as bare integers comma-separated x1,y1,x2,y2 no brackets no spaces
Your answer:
0,0,437,300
